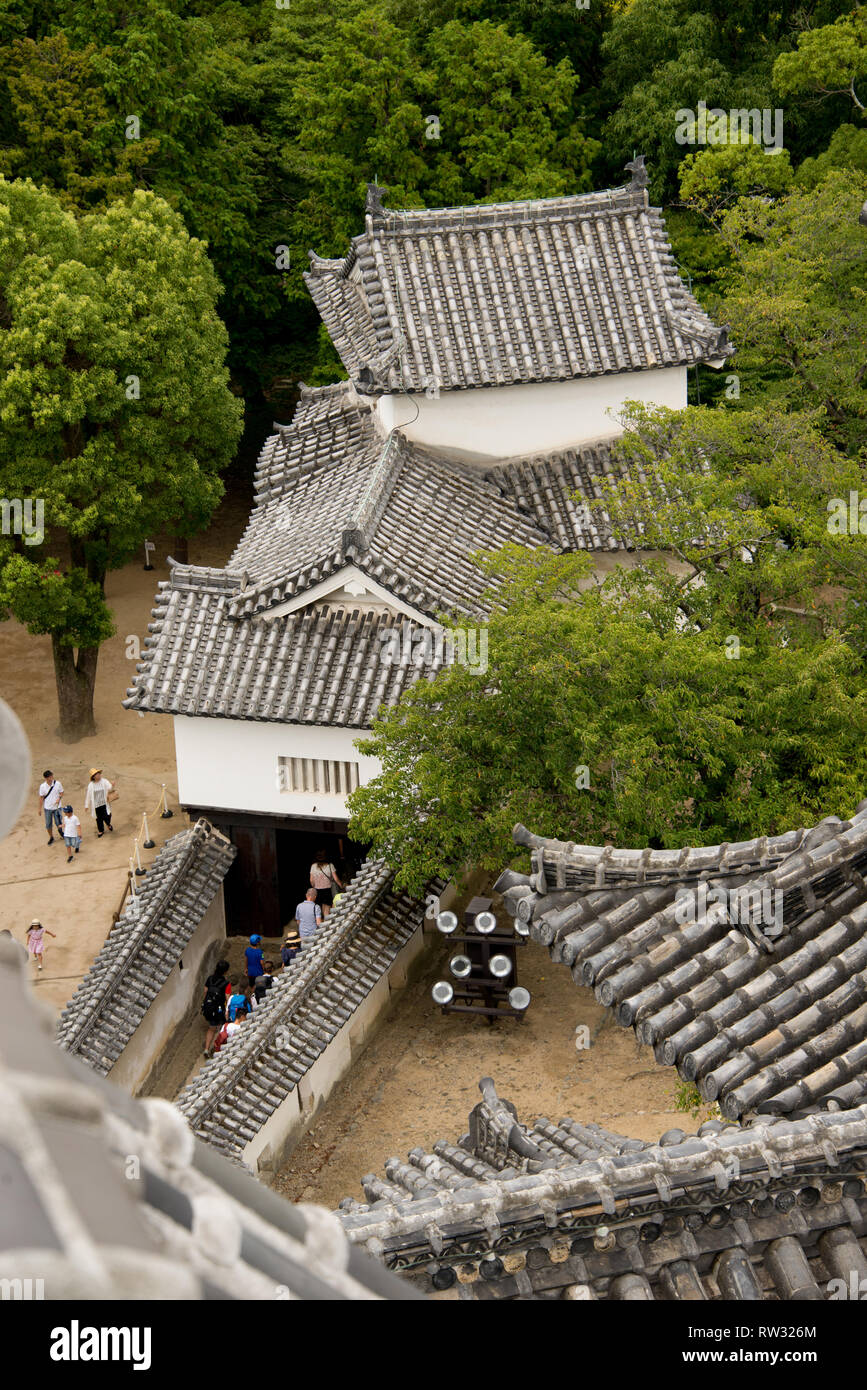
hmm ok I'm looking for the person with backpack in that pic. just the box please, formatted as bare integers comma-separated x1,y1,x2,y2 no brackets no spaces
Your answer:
214,1010,245,1052
201,959,230,1056
310,849,343,918
226,980,249,1023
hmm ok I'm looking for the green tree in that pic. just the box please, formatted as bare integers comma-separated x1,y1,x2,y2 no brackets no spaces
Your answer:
713,169,867,450
348,404,867,893
0,179,243,739
678,141,795,218
773,7,867,116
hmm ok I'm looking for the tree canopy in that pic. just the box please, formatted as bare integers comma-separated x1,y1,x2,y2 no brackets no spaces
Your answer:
0,178,242,738
349,403,867,892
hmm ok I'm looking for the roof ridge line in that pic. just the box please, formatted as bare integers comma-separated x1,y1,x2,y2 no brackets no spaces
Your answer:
57,821,227,1057
341,432,407,556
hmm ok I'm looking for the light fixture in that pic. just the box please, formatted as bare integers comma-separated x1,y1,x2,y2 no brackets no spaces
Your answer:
449,954,472,979
432,981,454,1005
437,910,459,935
508,986,531,1010
489,954,512,979
475,910,497,934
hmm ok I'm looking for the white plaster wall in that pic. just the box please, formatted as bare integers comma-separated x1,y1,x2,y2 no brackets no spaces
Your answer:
174,716,381,819
243,925,426,1174
376,367,688,463
108,891,226,1095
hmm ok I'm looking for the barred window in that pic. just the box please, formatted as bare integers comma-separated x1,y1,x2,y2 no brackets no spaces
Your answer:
277,756,361,795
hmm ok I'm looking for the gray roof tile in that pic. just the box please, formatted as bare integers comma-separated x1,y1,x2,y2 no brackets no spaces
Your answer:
0,934,417,1300
338,1078,867,1301
306,174,731,394
496,811,867,1120
176,861,443,1160
56,820,236,1073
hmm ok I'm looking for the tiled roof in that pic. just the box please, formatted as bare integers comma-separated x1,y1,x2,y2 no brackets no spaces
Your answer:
123,597,449,724
176,861,443,1160
305,170,731,394
495,809,867,1121
338,1078,867,1300
56,820,236,1074
485,439,647,552
0,932,417,1300
125,375,685,722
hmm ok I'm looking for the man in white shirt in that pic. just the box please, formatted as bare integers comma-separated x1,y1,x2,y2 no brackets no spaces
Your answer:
38,770,64,845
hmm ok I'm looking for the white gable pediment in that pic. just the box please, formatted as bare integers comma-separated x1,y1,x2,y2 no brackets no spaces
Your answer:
252,564,439,629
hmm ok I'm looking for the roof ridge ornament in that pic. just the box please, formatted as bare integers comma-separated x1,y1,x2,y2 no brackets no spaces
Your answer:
625,154,649,190
366,183,388,219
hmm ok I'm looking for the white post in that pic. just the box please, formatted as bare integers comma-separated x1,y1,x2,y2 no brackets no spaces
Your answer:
142,812,155,849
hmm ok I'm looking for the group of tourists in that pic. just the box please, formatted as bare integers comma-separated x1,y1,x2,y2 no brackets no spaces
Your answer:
297,850,344,935
38,767,117,862
25,766,118,973
198,851,349,1055
200,939,281,1055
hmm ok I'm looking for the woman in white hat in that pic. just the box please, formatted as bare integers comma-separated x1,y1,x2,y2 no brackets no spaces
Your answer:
84,767,116,837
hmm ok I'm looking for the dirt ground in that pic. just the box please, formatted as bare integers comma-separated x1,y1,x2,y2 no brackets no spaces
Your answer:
272,921,703,1209
0,487,251,1012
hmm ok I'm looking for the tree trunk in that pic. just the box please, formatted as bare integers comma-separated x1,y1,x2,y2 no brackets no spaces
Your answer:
52,639,99,741
172,535,189,565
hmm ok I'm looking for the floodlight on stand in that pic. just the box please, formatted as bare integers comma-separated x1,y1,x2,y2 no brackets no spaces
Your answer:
449,954,472,979
475,910,497,934
432,981,454,1005
514,918,530,937
508,986,531,1011
489,953,512,979
437,910,459,935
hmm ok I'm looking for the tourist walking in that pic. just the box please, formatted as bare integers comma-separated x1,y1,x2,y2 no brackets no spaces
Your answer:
226,980,249,1023
26,919,56,971
280,929,301,967
253,962,275,1004
61,805,82,864
296,888,322,940
85,768,116,836
201,958,230,1055
38,770,64,844
310,850,343,918
244,934,265,989
214,1011,245,1051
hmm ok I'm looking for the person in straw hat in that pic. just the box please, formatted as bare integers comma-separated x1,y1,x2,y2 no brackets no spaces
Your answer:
26,919,56,971
84,767,116,837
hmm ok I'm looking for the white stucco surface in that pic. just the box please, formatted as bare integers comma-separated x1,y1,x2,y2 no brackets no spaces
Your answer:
375,367,688,462
174,715,381,819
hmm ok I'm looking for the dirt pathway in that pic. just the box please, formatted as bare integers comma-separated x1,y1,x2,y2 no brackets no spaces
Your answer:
0,488,251,1013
